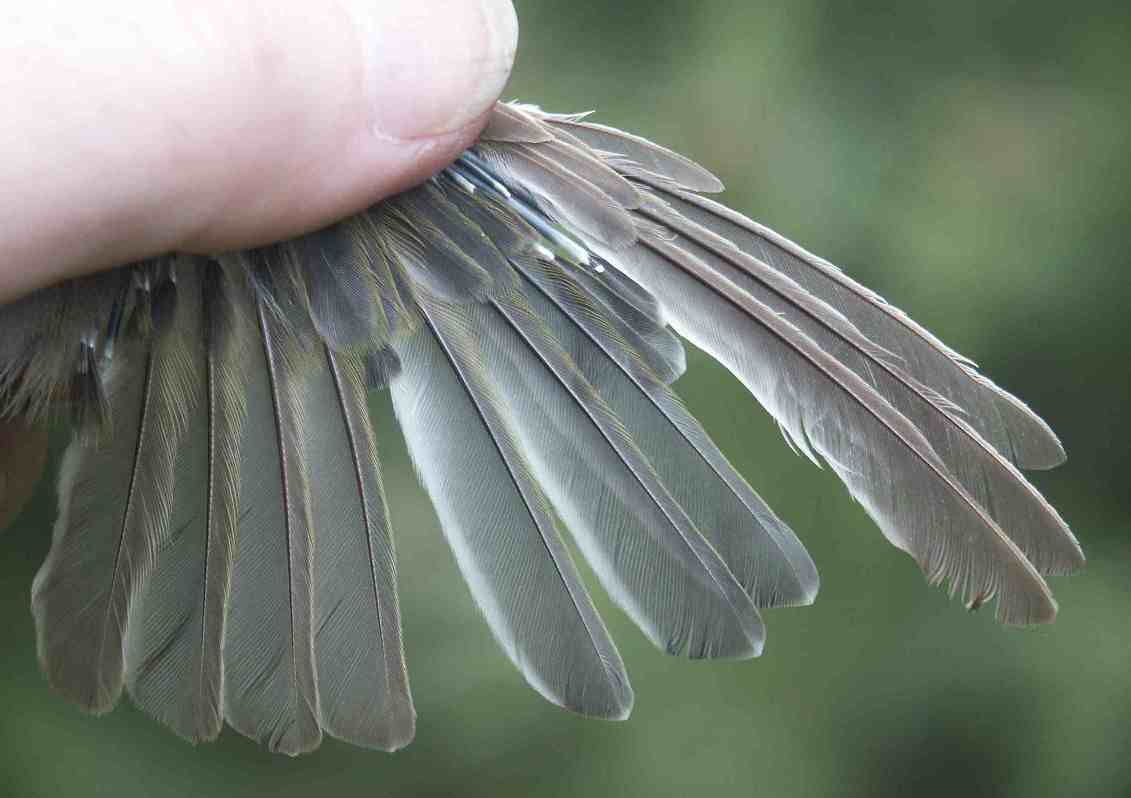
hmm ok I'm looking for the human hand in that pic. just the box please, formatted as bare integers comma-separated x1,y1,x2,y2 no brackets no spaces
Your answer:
0,0,517,530
0,0,519,304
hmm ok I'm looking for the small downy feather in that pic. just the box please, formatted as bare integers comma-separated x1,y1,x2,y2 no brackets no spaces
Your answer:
371,197,494,305
403,181,521,295
365,345,403,391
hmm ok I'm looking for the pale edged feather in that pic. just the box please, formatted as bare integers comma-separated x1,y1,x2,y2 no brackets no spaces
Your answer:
523,106,595,125
540,115,725,194
585,231,1057,625
436,159,807,608
570,261,686,383
638,200,1083,576
578,259,665,327
476,142,637,249
482,102,555,143
479,286,765,658
123,261,249,743
222,286,322,756
438,181,684,382
508,253,819,609
301,346,415,750
522,139,642,209
640,184,1065,470
31,274,200,711
389,301,633,719
534,111,1064,471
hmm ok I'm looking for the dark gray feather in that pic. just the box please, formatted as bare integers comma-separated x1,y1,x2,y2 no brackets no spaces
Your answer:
32,275,199,711
586,230,1056,625
223,290,321,756
638,198,1083,577
482,286,765,658
643,185,1066,470
509,253,819,609
124,261,249,743
304,347,415,750
289,224,389,352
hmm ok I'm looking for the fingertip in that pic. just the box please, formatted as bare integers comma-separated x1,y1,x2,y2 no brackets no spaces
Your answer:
0,0,520,296
180,0,518,253
356,0,518,141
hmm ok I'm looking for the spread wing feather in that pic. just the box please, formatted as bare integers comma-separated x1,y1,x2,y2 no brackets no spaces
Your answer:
483,285,765,658
32,269,200,711
303,346,414,750
124,261,248,742
635,198,1082,576
4,101,1080,755
505,253,818,609
582,230,1056,624
221,273,322,755
389,299,633,718
641,184,1066,470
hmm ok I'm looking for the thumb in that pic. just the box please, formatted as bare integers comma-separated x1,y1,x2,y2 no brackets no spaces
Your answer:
0,0,518,302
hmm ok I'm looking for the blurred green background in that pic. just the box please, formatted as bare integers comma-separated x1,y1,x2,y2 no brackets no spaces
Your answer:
3,1,1130,795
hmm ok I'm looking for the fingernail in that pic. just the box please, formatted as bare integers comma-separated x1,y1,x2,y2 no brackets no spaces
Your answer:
362,0,518,140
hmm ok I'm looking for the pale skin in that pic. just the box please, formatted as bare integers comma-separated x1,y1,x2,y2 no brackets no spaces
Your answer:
0,0,519,525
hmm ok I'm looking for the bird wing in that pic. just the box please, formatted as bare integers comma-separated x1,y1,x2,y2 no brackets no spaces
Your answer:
0,101,1082,753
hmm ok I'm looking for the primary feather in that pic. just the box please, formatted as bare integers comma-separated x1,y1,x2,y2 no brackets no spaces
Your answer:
0,100,1081,753
304,346,414,751
392,299,633,719
32,269,199,712
222,276,322,755
124,261,249,743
